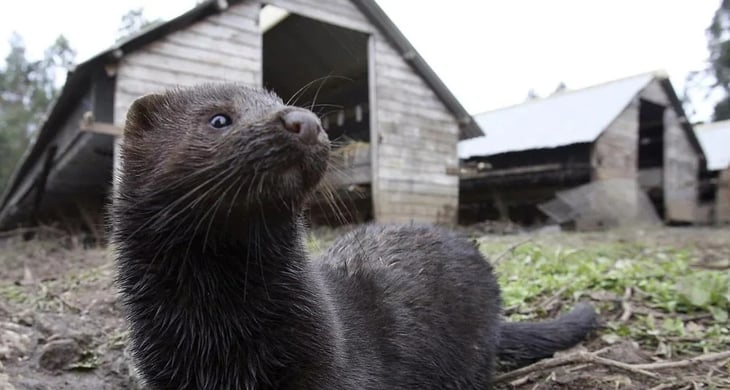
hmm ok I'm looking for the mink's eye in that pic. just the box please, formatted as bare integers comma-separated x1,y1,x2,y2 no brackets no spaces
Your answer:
209,114,232,129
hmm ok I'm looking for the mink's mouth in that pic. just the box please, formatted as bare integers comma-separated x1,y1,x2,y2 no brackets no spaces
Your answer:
271,132,330,186
276,151,328,192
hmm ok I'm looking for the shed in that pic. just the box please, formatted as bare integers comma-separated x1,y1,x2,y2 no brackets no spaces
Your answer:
0,0,481,231
458,72,705,227
695,120,730,224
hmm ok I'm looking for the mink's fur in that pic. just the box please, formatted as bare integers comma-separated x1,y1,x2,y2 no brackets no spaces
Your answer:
111,84,597,389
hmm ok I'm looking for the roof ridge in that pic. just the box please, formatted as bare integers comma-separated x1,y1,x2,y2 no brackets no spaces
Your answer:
472,70,665,118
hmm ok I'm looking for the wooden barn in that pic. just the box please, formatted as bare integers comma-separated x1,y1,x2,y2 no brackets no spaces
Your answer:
695,120,730,224
0,0,481,231
458,72,706,227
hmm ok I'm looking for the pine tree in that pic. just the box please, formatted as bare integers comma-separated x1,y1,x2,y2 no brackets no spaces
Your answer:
117,8,163,42
708,0,730,120
0,33,75,195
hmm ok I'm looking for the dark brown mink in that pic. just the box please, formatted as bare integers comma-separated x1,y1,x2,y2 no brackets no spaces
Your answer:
111,83,597,389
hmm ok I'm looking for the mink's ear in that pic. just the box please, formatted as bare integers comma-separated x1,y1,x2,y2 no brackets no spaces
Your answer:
124,93,165,138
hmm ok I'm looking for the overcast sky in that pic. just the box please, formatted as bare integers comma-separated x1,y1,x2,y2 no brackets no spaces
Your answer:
0,1,720,120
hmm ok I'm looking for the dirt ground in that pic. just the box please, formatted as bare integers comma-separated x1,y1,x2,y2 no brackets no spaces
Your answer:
0,225,728,389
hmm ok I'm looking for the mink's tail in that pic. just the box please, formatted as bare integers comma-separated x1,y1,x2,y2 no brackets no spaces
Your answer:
497,302,599,368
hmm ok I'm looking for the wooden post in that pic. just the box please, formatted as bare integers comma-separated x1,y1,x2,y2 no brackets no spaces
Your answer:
367,34,380,222
717,168,730,224
79,112,123,136
112,136,123,197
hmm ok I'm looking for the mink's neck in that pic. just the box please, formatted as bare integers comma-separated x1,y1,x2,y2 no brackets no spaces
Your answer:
115,208,342,388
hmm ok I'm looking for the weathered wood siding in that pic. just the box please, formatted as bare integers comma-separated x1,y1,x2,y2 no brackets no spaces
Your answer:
113,2,262,127
663,108,699,222
591,99,639,180
638,79,669,106
371,34,460,225
715,167,730,224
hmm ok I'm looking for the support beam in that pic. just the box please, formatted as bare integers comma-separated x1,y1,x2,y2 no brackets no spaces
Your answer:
79,112,123,137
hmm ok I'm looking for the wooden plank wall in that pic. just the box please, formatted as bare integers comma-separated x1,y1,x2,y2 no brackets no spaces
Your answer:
589,100,641,225
113,2,262,128
112,2,262,194
716,167,730,224
371,34,460,225
591,99,640,180
663,108,699,223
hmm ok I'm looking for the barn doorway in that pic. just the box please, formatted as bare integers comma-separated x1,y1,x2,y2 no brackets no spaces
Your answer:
260,5,372,224
260,5,370,143
637,99,666,218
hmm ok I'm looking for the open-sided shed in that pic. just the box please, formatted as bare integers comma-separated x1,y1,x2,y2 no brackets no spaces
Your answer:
695,120,730,224
458,72,705,227
0,0,481,230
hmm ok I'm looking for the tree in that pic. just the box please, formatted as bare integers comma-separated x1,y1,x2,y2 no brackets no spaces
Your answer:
117,8,163,42
0,33,76,195
552,82,567,95
708,0,730,120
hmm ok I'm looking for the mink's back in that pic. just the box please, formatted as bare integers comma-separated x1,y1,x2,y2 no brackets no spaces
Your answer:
315,224,502,388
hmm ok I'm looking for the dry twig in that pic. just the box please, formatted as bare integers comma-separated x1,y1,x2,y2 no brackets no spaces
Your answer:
495,351,659,383
620,287,633,322
0,225,67,239
631,350,730,371
492,238,533,264
539,286,568,313
648,383,677,390
496,349,730,384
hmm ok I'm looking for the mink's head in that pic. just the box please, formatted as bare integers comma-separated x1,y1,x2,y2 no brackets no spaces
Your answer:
116,84,330,224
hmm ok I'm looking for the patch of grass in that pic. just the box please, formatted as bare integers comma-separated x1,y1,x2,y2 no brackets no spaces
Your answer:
480,238,730,356
0,283,30,304
69,350,102,371
105,329,128,351
0,263,111,314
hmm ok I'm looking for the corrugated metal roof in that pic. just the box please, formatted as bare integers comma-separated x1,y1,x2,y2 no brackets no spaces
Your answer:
459,73,657,159
695,120,730,171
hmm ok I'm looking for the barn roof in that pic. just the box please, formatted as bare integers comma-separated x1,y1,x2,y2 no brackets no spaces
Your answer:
0,0,481,227
695,120,730,171
459,72,703,160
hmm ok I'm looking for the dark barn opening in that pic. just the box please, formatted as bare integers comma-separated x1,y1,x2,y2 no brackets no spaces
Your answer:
262,7,370,143
638,99,666,217
638,99,665,169
261,6,372,225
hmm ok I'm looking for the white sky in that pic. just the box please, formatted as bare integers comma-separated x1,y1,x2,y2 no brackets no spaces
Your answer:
0,0,720,120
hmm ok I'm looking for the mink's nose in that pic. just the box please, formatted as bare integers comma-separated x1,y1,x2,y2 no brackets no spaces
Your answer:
281,110,325,145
